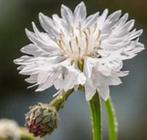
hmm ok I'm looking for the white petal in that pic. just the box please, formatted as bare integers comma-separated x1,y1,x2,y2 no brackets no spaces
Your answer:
106,10,122,24
25,74,37,84
14,55,32,65
54,65,85,91
36,69,60,91
108,10,121,20
25,29,60,53
61,4,74,25
97,85,110,101
120,40,145,60
98,62,111,76
21,44,41,56
78,73,86,85
124,19,135,32
128,29,143,40
84,12,99,27
32,22,40,37
108,76,122,85
39,13,58,37
74,2,87,21
98,9,109,29
37,71,49,84
118,13,129,25
85,79,96,101
117,71,129,77
53,90,62,97
84,57,98,78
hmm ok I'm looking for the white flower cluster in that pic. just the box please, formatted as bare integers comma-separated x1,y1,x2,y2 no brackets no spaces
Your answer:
14,2,144,101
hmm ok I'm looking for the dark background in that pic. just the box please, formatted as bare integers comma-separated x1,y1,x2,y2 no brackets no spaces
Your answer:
0,0,146,140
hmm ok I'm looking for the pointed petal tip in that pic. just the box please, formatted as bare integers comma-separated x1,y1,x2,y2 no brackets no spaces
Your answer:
61,4,64,7
31,21,35,26
139,29,143,34
20,47,25,53
86,95,93,101
104,96,109,102
85,86,96,101
75,1,86,8
27,84,38,90
104,8,109,13
35,89,40,92
25,28,33,39
118,9,122,12
31,22,40,34
113,9,122,14
101,92,110,101
101,8,109,18
32,22,38,30
13,59,18,64
79,1,86,6
61,4,69,10
61,4,66,8
32,22,36,30
80,1,86,10
25,28,30,35
38,12,43,17
125,13,129,16
117,10,122,15
138,42,145,51
85,94,92,101
38,12,46,21
131,19,135,23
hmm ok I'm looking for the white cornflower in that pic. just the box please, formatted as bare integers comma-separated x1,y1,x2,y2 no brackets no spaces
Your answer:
14,2,144,101
0,119,20,140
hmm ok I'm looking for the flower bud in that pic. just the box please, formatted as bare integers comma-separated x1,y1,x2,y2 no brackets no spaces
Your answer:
25,103,58,137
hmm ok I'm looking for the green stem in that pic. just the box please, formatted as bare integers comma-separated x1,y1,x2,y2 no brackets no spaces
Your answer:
105,98,118,140
49,89,74,111
20,127,39,140
89,93,102,140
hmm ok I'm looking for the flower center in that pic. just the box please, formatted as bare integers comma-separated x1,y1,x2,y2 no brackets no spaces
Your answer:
57,25,101,62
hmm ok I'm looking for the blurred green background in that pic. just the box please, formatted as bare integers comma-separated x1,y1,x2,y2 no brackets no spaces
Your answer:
0,0,146,140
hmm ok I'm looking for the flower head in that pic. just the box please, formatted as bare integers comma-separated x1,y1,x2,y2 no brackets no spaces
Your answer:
0,119,20,140
25,103,58,137
14,2,144,101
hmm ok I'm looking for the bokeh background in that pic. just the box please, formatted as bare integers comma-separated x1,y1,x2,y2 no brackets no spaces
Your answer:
0,0,146,140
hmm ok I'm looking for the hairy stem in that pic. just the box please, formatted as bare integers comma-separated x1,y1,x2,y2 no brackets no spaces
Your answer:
89,93,102,140
49,89,74,111
105,97,118,140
